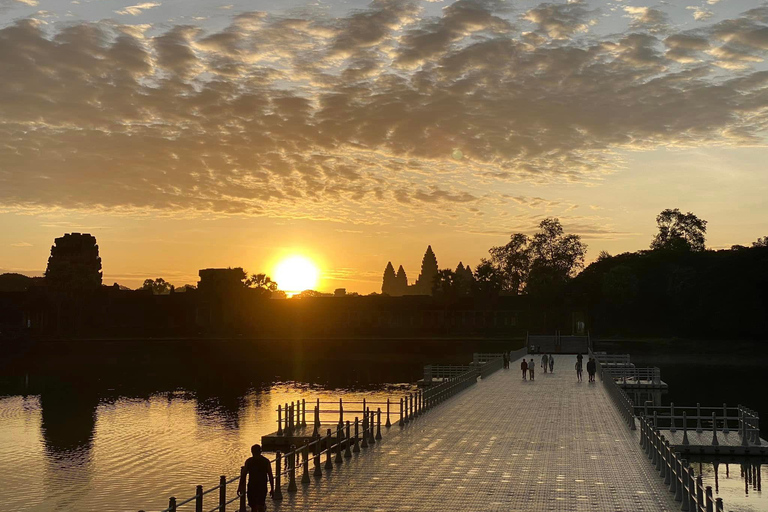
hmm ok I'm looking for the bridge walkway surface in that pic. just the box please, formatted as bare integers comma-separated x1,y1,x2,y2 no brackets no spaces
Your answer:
270,355,678,512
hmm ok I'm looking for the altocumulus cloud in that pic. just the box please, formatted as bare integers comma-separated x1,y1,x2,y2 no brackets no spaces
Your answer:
1,0,768,228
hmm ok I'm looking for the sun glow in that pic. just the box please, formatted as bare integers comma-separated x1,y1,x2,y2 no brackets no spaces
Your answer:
274,255,320,293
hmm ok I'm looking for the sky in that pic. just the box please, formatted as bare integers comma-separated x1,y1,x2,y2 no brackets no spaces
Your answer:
1,0,767,293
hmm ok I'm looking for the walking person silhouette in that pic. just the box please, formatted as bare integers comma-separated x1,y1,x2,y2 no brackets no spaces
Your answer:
528,358,535,381
239,444,274,512
521,358,528,380
541,353,549,374
548,354,554,373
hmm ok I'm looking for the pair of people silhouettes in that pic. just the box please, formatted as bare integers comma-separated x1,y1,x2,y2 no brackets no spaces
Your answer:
521,358,536,380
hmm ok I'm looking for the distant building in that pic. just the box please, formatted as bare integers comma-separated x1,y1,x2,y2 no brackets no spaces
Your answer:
413,245,438,295
381,246,441,296
197,268,246,295
45,233,102,293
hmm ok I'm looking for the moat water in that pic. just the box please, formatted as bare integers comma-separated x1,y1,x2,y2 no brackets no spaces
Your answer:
0,339,765,511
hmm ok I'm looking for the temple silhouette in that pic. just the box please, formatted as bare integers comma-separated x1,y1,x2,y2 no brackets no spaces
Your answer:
381,246,474,296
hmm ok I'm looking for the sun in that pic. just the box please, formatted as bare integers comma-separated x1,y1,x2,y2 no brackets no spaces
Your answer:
274,255,320,293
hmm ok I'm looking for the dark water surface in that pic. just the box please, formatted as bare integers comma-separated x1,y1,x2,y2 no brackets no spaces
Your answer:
1,338,765,511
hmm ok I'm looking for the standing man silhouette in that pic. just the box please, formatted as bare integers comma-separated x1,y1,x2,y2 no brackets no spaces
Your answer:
239,444,274,512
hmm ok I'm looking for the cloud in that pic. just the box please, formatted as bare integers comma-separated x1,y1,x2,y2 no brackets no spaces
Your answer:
624,6,669,33
524,1,598,39
0,2,767,232
687,6,713,22
115,2,160,16
10,242,33,247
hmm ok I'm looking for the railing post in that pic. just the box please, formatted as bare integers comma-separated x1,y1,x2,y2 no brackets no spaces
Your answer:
368,409,376,445
287,446,297,492
722,403,729,434
696,403,703,434
325,429,333,469
361,413,369,448
385,398,391,428
273,451,283,500
670,403,676,433
335,425,344,464
705,485,714,512
399,398,404,427
168,497,176,512
284,402,290,435
345,420,352,458
376,408,383,440
682,412,690,445
277,404,283,436
313,440,322,477
301,441,310,484
353,417,361,453
195,485,203,512
741,407,749,447
715,497,723,512
696,475,704,509
403,395,410,424
238,465,247,511
219,475,226,512
313,405,320,438
339,398,344,429
410,393,415,420
711,412,719,446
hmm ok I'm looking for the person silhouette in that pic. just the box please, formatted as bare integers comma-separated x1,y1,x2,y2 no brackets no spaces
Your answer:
541,353,548,374
239,444,274,512
548,354,554,373
575,359,583,382
529,358,535,381
521,358,528,380
586,357,596,383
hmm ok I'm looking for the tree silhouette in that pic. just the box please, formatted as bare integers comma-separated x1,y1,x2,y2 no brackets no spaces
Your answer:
432,268,457,299
489,233,531,295
141,278,172,294
650,208,707,252
474,259,502,297
246,273,277,292
527,218,587,296
753,236,768,248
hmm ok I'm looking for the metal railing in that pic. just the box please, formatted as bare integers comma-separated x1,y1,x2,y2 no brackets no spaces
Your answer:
593,352,633,366
604,366,662,385
639,414,728,512
144,352,509,512
634,403,761,446
526,332,591,353
591,349,636,430
423,364,472,383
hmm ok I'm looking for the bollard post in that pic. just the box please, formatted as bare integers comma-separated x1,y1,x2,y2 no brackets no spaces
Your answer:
273,452,283,500
742,408,749,447
705,485,714,512
345,420,352,458
335,425,344,464
376,408,382,440
277,405,283,436
662,441,670,483
195,486,203,512
403,395,409,424
410,393,415,419
722,403,729,434
325,429,333,470
682,412,690,445
301,441,311,484
313,405,320,438
313,440,322,478
715,497,723,512
696,403,703,434
711,413,719,446
339,398,344,429
386,398,391,428
302,398,306,427
687,465,697,512
284,402,290,435
361,413,369,448
670,403,676,433
399,398,404,427
168,497,177,512
353,417,361,453
287,445,297,492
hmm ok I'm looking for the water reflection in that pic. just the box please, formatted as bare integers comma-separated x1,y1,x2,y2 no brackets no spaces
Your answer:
40,382,98,455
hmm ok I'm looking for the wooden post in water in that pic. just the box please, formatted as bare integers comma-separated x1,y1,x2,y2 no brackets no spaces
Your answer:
219,475,226,512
